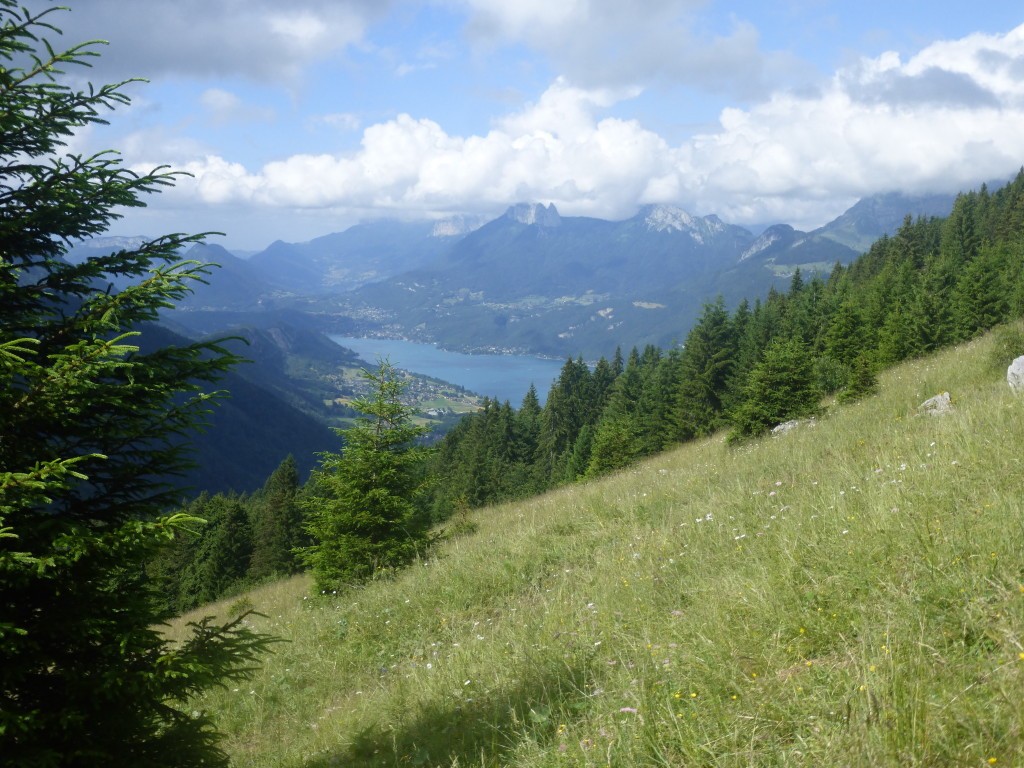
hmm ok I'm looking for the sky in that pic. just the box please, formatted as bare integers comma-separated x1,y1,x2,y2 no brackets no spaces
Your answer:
24,0,1024,250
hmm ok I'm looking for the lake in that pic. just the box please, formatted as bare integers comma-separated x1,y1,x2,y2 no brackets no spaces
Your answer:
328,336,566,405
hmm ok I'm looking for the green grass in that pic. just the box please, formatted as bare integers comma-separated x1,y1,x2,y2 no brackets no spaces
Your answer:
172,326,1024,767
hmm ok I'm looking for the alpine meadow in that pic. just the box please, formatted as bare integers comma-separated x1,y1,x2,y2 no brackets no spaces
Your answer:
168,328,1024,767
3,2,1024,768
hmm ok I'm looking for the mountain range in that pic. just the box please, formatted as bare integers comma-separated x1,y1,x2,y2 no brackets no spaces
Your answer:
229,190,958,358
63,189,963,492
80,191,961,360
72,190,966,361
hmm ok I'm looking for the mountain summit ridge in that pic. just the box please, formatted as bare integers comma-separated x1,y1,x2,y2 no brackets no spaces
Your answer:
505,202,561,227
82,189,962,358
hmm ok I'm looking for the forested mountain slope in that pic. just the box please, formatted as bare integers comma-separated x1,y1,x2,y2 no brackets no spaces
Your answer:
425,174,1024,512
138,323,337,495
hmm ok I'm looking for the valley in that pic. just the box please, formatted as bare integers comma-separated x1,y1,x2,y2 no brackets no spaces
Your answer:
58,188,979,498
143,190,960,362
326,335,566,406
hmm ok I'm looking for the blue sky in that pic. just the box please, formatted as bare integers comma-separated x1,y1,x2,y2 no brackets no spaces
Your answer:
28,0,1024,250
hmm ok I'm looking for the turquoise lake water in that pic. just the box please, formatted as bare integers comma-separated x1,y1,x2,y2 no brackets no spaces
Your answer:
328,336,566,405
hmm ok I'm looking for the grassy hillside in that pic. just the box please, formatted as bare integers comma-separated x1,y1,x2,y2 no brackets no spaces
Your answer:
169,326,1024,767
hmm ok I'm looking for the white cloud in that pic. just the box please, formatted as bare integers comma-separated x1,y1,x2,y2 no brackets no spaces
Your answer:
454,0,803,96
160,79,670,219
199,88,275,125
459,0,588,38
315,113,363,132
21,0,391,82
679,24,1024,226
136,23,1024,236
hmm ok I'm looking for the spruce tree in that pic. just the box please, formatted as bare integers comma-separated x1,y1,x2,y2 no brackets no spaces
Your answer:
249,455,304,581
636,352,675,454
729,338,820,441
585,415,641,478
0,5,275,764
513,385,545,496
837,354,879,404
301,361,432,592
822,298,865,362
178,495,254,608
673,297,735,439
537,357,593,483
584,350,646,475
952,244,1010,339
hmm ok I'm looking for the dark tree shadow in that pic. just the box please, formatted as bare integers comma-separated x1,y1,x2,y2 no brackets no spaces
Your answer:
297,654,596,768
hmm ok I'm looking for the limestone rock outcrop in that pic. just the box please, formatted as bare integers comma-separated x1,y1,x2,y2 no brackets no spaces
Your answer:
1008,356,1024,392
918,392,953,416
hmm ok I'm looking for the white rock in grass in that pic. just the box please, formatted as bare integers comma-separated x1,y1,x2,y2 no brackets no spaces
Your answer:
918,392,953,416
1008,356,1024,393
771,420,801,436
771,417,815,436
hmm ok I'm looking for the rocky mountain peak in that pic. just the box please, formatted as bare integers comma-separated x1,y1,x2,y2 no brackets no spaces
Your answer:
432,214,488,238
740,224,798,261
643,204,697,232
640,205,731,245
505,203,561,227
